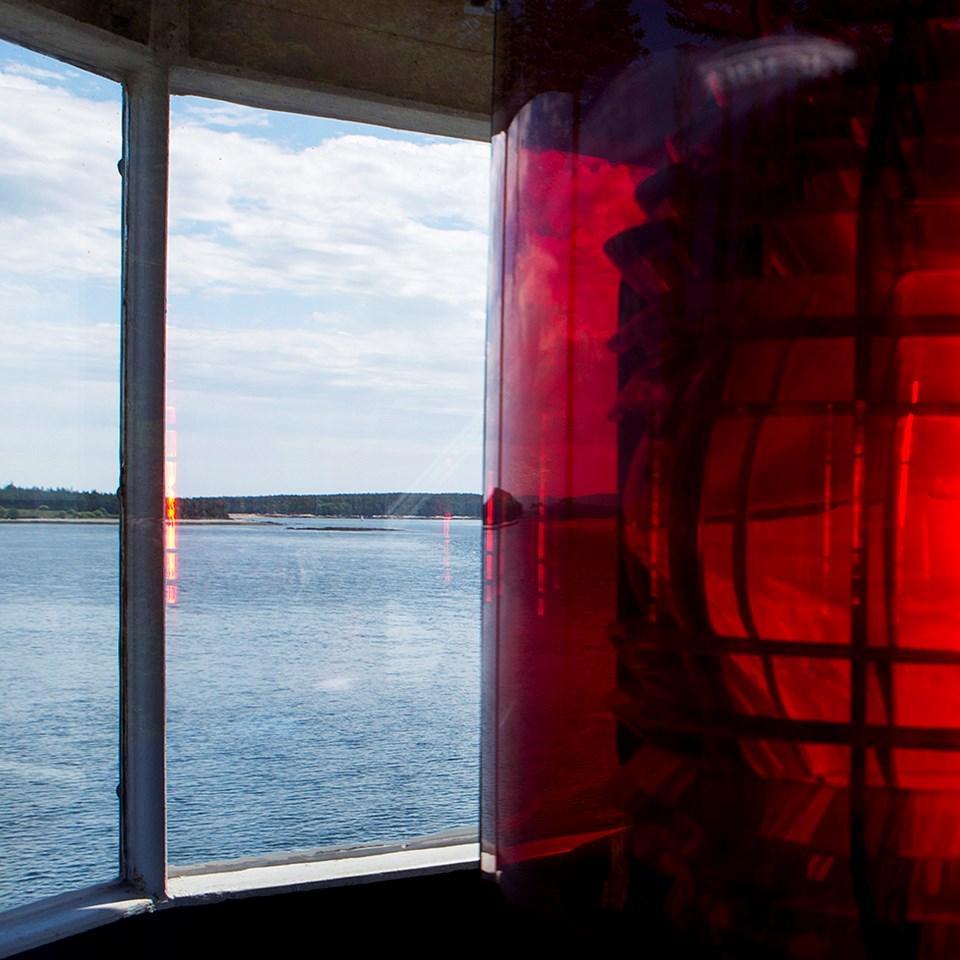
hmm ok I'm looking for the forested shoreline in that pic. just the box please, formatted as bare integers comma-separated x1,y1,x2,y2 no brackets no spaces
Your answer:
179,491,481,519
0,484,118,519
0,485,481,520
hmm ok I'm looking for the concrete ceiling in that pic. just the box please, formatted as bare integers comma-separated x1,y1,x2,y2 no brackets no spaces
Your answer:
0,0,494,139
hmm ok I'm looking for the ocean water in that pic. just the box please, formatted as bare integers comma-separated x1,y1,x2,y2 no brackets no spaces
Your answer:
0,517,481,912
0,522,117,910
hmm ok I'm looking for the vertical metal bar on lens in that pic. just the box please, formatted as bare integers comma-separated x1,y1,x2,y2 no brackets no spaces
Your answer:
850,15,908,947
119,65,169,900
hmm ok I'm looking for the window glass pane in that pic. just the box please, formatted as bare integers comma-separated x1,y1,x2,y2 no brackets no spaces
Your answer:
166,97,489,865
0,42,120,910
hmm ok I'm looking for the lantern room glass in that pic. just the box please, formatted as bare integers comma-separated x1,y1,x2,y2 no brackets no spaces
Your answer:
483,3,960,955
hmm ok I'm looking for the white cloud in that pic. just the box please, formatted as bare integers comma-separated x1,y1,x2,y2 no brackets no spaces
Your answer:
168,124,490,307
0,54,490,495
5,63,69,81
167,315,481,411
0,69,121,282
163,110,490,493
178,100,272,129
0,314,119,490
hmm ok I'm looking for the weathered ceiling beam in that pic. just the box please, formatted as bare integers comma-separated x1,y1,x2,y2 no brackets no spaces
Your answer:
0,0,494,140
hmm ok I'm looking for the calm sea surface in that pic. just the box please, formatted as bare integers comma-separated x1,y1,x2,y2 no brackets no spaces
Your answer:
0,517,481,912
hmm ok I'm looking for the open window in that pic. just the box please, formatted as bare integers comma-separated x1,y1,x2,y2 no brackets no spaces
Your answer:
163,95,488,869
0,29,489,955
0,41,121,914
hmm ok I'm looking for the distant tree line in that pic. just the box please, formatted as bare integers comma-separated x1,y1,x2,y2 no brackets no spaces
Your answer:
178,492,482,519
0,484,118,519
1,485,482,520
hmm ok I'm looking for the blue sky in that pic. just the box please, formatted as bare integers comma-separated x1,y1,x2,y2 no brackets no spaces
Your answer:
0,41,491,497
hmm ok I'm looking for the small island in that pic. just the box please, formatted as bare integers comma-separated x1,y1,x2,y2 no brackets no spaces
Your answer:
289,525,398,532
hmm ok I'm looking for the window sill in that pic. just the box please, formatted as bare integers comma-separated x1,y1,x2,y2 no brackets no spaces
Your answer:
166,832,479,903
0,882,154,960
0,833,479,959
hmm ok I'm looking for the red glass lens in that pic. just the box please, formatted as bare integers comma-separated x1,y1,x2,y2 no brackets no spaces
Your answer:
485,5,960,955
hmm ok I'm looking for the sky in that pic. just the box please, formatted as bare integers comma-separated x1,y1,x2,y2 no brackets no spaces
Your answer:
0,41,491,497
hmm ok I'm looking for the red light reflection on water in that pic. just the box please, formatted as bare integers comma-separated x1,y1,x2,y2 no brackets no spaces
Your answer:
443,512,452,583
165,404,177,606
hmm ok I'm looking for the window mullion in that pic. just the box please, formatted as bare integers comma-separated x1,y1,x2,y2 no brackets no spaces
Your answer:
119,64,170,901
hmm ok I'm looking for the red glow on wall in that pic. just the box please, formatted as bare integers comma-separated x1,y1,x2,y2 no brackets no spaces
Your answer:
484,101,649,868
484,470,495,604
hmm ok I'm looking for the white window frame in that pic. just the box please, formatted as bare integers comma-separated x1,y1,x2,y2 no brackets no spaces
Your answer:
0,8,481,956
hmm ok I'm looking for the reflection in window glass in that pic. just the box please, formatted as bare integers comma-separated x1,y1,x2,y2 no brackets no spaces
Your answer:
166,98,490,864
0,42,120,910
